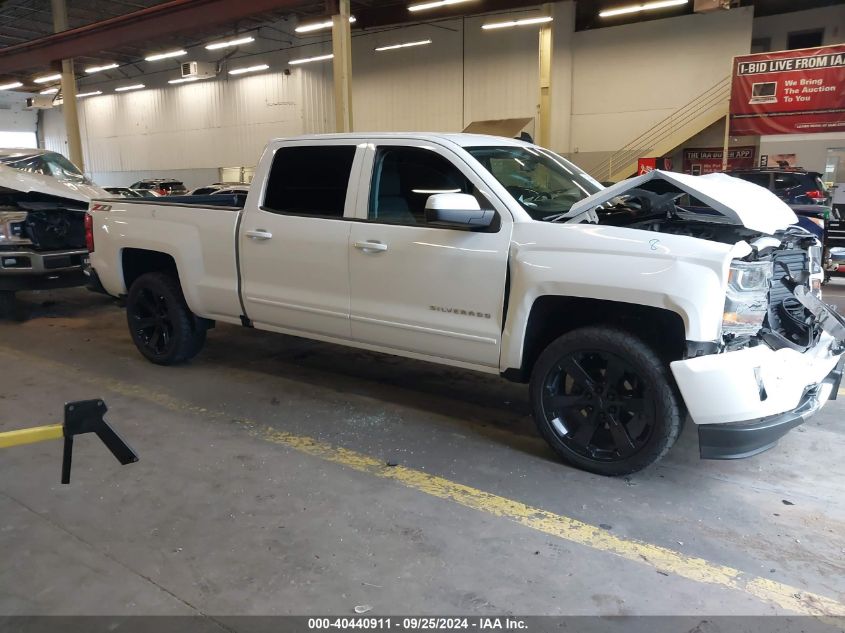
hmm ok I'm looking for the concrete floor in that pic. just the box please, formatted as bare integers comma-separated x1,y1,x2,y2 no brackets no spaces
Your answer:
1,281,844,617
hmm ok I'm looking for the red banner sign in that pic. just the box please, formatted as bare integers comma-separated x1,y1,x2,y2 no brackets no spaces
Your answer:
682,146,756,175
637,157,672,175
729,44,845,135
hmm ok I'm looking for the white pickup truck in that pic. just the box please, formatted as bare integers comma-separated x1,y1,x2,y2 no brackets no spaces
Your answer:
86,133,845,475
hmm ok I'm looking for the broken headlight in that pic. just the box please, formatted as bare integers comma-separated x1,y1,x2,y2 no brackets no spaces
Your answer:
0,211,31,246
722,260,773,337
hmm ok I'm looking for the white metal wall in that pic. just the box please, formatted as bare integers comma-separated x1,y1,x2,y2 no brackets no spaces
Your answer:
43,69,316,175
0,91,37,134
352,20,465,132
568,6,753,167
40,0,762,179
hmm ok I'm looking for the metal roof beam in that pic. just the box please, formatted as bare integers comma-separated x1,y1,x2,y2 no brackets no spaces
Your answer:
0,0,308,74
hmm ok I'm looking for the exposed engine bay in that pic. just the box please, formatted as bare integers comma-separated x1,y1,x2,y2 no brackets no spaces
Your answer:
590,186,844,356
0,189,87,252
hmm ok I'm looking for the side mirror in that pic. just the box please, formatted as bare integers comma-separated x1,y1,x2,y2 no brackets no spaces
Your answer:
424,193,495,230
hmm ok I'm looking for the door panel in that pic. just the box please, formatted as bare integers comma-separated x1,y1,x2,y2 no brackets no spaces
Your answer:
348,143,511,368
240,212,353,337
239,142,362,339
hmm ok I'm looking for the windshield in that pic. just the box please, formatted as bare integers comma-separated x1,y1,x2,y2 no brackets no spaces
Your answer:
467,146,602,220
0,151,87,183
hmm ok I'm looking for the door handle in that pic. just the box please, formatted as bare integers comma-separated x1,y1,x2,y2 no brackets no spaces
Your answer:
245,229,273,240
353,240,388,253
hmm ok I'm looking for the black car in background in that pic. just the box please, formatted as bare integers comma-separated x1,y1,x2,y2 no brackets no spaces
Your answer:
727,167,831,207
129,178,187,196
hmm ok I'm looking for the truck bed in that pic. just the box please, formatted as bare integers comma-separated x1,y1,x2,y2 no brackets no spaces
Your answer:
89,195,244,323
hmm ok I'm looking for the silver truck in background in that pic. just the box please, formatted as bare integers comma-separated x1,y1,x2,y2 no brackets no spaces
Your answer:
0,148,108,316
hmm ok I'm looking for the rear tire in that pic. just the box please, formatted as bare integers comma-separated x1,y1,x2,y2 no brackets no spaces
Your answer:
0,291,15,319
126,272,206,365
529,326,682,476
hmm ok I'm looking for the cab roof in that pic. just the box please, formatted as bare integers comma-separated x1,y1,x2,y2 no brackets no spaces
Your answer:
274,132,533,148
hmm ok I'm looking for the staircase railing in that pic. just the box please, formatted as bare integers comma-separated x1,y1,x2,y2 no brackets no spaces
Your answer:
589,75,731,182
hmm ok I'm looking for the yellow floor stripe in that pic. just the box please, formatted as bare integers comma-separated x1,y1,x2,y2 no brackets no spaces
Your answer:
2,345,844,617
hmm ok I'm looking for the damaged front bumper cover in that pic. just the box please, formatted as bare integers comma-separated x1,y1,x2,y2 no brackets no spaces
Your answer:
699,356,843,459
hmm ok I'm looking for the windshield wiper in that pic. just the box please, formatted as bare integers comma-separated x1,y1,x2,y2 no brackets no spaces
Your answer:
540,212,572,222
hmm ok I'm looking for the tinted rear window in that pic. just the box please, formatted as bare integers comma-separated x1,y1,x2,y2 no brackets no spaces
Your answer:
263,146,356,218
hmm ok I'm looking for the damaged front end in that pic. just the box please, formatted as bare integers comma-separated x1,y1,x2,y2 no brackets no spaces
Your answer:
677,232,844,458
723,229,838,354
688,230,844,458
0,188,90,292
570,170,845,459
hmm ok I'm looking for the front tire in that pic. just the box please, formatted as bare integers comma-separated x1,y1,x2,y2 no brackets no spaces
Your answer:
126,272,206,365
530,326,682,476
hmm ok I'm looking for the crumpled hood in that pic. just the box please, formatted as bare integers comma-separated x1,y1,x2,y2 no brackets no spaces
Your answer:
567,169,798,235
0,163,109,203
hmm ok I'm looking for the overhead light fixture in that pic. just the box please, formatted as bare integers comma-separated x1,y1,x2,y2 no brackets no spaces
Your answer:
0,81,24,90
145,49,187,62
375,39,432,52
482,16,553,29
85,63,119,73
289,54,334,65
408,0,474,12
295,16,356,33
205,36,255,50
76,90,103,97
115,84,145,92
34,73,62,84
168,77,200,84
599,0,687,18
40,87,59,94
229,63,270,75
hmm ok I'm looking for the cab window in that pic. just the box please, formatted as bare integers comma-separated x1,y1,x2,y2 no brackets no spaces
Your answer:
264,145,356,218
368,146,478,225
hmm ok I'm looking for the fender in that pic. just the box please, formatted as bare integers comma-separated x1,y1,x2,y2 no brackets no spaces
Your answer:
500,222,749,372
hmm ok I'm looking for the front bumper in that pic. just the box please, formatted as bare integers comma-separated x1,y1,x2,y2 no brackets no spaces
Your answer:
698,357,843,459
0,248,88,291
671,331,843,426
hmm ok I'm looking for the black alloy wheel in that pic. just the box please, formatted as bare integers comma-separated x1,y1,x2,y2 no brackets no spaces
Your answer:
130,286,175,358
126,272,207,365
530,327,682,476
540,350,654,462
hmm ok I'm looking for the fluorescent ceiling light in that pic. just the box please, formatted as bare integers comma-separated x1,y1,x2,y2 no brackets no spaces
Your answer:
482,16,553,29
229,63,270,75
599,0,687,18
40,88,59,94
0,81,24,90
76,90,103,97
205,36,255,50
168,77,200,84
375,39,432,51
289,54,334,65
115,84,145,92
85,63,119,73
295,16,356,33
408,0,473,12
145,49,187,62
34,73,62,83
